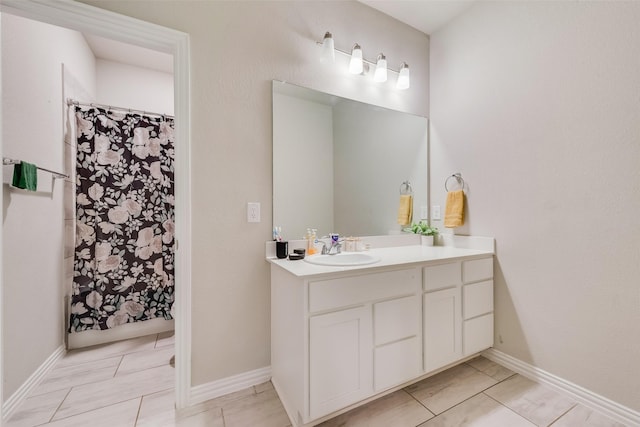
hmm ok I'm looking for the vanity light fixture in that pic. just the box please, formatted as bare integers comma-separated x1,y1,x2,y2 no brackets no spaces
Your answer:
316,31,411,90
396,62,410,90
373,53,387,82
321,31,335,63
349,43,364,74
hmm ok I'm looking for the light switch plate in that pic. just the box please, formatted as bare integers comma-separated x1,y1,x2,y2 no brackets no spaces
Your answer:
247,202,260,223
420,206,429,219
432,205,441,220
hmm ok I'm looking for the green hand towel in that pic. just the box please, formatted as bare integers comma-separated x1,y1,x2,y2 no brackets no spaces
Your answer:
12,161,38,191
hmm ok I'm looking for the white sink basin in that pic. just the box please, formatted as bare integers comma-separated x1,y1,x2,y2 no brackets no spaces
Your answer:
304,253,381,266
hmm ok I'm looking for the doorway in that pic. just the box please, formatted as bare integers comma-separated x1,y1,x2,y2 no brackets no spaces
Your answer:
0,0,192,419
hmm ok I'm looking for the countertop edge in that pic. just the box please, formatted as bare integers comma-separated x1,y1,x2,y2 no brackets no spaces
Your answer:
267,246,494,279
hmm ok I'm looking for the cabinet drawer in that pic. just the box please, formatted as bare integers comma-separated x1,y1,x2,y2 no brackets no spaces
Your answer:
462,258,493,283
423,262,461,292
463,280,493,320
309,269,419,313
374,337,420,391
374,295,420,346
463,313,493,356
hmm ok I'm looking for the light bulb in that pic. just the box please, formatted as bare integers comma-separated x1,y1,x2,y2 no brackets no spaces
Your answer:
397,62,410,90
321,32,335,63
374,53,387,82
349,43,363,74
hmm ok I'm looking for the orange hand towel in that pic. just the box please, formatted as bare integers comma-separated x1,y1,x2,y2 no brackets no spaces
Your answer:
397,194,413,225
444,190,464,228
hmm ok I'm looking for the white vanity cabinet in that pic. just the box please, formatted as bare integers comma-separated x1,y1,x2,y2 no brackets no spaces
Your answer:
423,257,494,372
373,294,421,391
423,262,463,372
270,248,494,427
309,305,373,418
307,268,420,419
462,258,494,355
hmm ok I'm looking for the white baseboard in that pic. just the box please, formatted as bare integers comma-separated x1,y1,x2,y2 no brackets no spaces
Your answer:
189,366,271,406
483,349,640,427
2,345,66,421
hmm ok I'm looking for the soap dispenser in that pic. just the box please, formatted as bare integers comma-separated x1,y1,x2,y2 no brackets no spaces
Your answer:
306,229,316,255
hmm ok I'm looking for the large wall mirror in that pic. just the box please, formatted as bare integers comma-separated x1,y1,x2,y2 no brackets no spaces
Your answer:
273,81,428,239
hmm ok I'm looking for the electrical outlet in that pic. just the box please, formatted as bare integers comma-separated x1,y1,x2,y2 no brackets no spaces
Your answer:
247,202,260,223
432,205,441,220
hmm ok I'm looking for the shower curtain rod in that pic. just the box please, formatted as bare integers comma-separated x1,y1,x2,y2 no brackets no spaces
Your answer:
67,98,174,119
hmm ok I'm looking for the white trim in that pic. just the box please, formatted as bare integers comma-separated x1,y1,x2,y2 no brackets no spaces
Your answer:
0,7,4,415
189,367,272,406
0,0,193,411
2,346,66,421
172,23,193,410
483,349,640,427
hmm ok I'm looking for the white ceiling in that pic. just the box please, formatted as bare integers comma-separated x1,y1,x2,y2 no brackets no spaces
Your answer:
84,1,473,73
84,33,173,74
360,0,476,35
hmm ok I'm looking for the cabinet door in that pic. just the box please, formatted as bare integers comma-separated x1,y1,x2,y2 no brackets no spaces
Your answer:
424,288,462,372
309,306,373,419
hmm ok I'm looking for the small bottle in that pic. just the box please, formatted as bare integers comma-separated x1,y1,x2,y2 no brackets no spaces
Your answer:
307,228,316,255
345,237,356,252
312,229,319,254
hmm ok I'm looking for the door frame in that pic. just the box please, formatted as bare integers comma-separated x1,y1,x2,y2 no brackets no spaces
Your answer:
0,0,193,411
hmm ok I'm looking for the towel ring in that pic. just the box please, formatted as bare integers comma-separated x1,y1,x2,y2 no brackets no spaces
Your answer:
399,180,413,195
445,173,465,192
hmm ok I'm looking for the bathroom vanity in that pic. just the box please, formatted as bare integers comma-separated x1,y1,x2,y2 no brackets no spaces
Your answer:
268,239,494,426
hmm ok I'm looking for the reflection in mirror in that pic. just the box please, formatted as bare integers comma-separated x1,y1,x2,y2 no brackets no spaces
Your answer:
273,81,428,239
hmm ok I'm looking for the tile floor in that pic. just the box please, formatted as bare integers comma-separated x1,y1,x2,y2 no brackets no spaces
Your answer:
5,334,626,427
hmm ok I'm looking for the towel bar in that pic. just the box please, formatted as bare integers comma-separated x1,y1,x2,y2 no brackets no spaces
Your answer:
399,180,413,195
445,173,465,192
3,157,68,179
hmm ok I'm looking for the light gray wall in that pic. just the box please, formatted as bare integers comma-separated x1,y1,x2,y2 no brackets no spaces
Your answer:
1,13,96,399
82,0,430,386
430,1,640,411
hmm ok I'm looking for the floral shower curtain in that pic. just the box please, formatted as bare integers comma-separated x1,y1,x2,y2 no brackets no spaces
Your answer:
70,105,175,332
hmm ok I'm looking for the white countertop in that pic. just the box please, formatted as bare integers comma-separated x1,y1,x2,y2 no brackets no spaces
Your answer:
267,245,493,278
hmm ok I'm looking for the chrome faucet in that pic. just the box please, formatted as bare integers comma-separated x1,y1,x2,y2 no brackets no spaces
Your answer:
320,235,342,255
